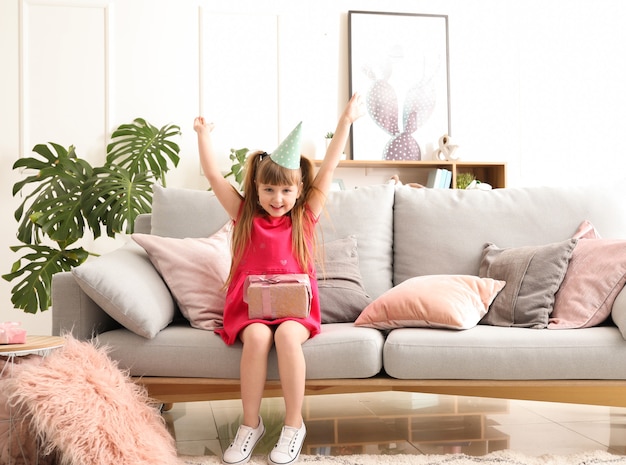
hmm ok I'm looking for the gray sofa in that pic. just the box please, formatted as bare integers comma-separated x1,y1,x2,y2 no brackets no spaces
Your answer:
52,182,626,407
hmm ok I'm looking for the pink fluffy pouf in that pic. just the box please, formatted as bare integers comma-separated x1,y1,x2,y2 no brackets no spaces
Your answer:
1,354,58,465
4,335,178,465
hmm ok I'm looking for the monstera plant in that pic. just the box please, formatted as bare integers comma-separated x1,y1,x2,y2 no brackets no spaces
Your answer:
3,118,181,314
223,147,248,190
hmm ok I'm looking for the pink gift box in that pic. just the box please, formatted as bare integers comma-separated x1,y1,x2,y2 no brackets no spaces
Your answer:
0,322,27,344
244,274,312,320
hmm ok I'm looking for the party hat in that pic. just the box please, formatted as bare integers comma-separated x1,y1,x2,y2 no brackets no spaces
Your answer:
270,122,303,169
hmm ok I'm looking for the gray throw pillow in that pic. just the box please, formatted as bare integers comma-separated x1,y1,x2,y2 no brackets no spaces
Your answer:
317,236,372,323
72,242,176,338
478,239,577,328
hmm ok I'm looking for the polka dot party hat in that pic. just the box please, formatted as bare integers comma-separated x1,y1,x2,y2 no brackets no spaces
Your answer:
270,121,302,169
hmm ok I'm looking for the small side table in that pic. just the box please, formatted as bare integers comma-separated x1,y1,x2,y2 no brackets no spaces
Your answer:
1,335,65,465
0,335,65,357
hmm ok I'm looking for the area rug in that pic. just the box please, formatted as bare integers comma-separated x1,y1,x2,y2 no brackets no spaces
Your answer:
178,449,626,465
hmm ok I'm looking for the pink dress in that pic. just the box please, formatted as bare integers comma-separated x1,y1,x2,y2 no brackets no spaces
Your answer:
215,210,321,345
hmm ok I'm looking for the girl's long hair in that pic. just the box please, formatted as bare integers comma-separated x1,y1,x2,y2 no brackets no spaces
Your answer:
226,151,319,286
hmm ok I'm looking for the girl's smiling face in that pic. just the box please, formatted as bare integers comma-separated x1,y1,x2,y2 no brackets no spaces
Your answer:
257,182,302,217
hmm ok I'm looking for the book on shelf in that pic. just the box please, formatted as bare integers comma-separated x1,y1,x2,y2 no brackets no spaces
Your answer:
426,169,442,188
442,169,452,188
426,168,452,189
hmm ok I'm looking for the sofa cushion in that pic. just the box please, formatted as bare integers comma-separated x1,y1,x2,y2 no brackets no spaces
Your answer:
318,184,395,300
549,221,626,329
97,323,384,379
550,238,626,329
383,325,626,380
72,242,175,339
151,184,230,238
354,275,505,330
131,222,232,331
570,219,600,240
392,184,626,285
478,239,576,328
317,236,372,323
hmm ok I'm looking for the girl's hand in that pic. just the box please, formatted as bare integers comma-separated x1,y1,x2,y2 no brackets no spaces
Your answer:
193,116,215,134
343,92,366,124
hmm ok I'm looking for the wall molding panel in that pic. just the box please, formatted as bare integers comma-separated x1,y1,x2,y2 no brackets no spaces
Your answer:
19,0,113,161
199,9,279,157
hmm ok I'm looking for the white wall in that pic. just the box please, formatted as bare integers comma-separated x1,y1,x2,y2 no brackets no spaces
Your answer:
2,0,626,335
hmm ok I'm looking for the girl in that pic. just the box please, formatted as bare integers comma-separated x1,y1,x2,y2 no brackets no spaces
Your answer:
193,93,364,465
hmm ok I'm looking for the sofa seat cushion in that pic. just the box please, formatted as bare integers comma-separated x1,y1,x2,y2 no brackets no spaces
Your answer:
96,323,384,379
383,325,626,380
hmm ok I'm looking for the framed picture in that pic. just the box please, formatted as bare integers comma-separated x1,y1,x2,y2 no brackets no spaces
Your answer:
348,11,450,161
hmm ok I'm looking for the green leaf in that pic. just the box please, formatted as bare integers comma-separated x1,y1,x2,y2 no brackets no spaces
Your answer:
223,147,248,190
106,118,181,185
1,244,89,313
11,143,93,246
82,165,154,235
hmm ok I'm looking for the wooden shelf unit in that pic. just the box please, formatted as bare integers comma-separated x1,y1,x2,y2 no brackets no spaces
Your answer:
313,160,507,189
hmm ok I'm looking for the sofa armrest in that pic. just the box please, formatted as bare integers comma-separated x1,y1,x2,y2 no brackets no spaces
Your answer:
51,271,121,340
611,286,626,339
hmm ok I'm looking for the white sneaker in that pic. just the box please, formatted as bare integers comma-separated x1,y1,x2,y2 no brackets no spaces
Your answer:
268,422,306,465
222,416,265,465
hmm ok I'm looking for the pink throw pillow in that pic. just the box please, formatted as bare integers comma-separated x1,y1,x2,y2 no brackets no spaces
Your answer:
571,219,600,239
549,221,626,329
354,275,505,330
132,222,232,330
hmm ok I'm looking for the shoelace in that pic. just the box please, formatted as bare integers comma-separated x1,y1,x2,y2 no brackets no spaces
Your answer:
274,427,298,452
230,425,255,452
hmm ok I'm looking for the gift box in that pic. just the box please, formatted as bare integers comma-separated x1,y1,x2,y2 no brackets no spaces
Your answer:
245,274,312,320
0,321,27,344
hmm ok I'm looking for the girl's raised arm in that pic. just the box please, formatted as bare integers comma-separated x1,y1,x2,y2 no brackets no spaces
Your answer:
194,117,242,219
308,93,365,216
